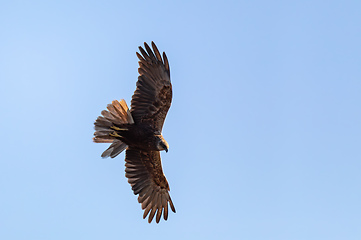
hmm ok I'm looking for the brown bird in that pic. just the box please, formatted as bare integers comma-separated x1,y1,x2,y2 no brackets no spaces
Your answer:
93,42,175,223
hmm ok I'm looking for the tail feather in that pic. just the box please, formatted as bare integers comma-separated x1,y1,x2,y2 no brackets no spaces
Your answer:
100,110,123,125
107,103,126,123
101,140,127,158
119,100,134,124
111,100,128,122
94,99,133,158
94,116,112,127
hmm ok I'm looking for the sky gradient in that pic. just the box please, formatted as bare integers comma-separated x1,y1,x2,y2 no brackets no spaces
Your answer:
1,1,361,239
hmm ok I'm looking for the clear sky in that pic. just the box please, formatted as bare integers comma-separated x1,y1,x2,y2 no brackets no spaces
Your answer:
1,0,360,239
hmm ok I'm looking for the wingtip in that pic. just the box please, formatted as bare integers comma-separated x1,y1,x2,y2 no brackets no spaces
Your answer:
151,41,156,48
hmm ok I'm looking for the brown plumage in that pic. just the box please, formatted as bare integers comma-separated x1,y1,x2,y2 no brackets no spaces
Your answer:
93,42,175,223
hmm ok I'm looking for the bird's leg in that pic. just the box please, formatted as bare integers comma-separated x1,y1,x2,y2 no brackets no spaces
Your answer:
109,131,122,138
111,125,127,131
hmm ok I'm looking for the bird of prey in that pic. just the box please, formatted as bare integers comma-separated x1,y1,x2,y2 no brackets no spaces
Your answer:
93,42,175,223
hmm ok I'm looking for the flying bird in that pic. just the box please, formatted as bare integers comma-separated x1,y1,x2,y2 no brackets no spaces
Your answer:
93,42,175,223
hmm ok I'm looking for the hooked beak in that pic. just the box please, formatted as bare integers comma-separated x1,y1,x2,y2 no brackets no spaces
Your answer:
161,141,169,153
157,134,169,153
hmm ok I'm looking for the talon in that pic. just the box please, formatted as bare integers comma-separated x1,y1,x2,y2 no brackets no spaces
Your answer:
109,132,122,138
111,126,127,131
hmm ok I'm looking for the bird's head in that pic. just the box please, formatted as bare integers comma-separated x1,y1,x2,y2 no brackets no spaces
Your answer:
155,134,169,152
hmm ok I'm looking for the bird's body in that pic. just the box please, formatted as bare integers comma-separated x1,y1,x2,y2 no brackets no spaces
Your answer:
93,42,175,223
111,123,160,150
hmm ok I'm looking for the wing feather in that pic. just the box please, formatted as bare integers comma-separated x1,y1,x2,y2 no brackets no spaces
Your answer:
151,42,163,62
125,148,175,223
130,42,172,132
144,42,157,61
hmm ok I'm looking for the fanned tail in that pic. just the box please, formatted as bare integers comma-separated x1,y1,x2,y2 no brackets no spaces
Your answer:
93,99,134,158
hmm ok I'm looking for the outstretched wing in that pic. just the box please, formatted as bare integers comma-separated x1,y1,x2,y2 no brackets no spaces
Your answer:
125,148,176,223
130,42,172,132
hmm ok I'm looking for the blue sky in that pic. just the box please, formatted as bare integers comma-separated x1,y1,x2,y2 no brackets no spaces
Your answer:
1,0,361,239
